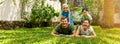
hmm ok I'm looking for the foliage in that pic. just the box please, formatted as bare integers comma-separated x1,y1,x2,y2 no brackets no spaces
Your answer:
20,0,30,20
25,0,59,27
100,0,115,28
0,26,120,44
83,0,104,25
0,1,4,5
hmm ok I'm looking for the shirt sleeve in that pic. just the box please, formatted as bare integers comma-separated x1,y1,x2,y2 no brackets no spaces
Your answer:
89,26,94,32
88,14,92,21
54,24,61,32
68,10,71,14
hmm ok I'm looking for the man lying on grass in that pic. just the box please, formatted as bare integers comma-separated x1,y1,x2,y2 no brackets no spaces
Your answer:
51,17,76,37
76,20,96,38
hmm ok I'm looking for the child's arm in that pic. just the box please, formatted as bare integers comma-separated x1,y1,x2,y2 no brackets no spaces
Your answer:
68,10,71,24
68,14,70,24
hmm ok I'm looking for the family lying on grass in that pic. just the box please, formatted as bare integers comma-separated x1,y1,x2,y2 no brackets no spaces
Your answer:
51,17,96,38
51,4,96,38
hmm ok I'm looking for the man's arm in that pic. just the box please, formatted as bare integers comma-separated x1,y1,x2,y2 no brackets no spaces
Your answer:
51,29,64,36
51,30,57,36
72,30,76,36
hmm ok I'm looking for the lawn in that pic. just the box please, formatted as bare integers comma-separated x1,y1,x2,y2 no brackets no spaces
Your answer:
0,26,120,44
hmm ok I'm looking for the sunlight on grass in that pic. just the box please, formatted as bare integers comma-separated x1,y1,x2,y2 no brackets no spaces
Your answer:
0,26,119,44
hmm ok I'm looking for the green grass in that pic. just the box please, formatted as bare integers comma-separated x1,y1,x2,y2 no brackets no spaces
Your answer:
0,26,120,44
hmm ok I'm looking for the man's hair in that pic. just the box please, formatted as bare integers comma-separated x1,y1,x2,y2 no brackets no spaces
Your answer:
60,16,68,21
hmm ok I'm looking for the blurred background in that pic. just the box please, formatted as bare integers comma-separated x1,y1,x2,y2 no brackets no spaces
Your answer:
0,0,120,29
0,0,120,44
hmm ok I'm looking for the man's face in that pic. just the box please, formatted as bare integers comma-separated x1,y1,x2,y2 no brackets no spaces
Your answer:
61,19,68,28
82,20,90,29
63,7,68,12
83,11,87,16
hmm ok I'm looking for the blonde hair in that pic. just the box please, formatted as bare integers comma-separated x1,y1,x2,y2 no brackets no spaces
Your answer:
62,4,68,8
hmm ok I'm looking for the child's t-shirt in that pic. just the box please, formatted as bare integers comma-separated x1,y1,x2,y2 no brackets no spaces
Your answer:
61,10,71,18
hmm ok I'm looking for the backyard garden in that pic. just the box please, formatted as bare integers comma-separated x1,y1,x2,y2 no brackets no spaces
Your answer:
0,0,120,44
0,26,120,44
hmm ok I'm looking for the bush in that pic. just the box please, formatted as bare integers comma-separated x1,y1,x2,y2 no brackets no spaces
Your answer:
24,0,59,27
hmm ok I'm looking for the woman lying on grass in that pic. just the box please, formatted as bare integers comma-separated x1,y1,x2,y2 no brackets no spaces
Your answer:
76,20,96,38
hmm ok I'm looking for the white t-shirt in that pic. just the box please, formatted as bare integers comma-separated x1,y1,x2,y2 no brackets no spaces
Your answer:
79,25,94,36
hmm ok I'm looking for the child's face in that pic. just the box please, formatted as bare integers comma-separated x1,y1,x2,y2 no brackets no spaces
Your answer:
63,7,68,12
83,11,87,16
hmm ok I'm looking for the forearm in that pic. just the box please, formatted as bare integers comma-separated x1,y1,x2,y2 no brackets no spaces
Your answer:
51,33,57,36
85,35,96,38
81,35,96,38
51,33,64,36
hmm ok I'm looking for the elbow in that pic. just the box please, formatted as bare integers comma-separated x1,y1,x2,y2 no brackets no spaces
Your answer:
51,32,54,36
92,34,96,38
51,32,56,36
94,34,97,37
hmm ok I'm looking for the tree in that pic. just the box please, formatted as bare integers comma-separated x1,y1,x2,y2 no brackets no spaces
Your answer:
60,0,67,9
100,0,115,28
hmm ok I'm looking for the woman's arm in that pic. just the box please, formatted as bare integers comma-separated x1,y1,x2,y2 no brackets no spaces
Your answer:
82,31,96,38
76,26,80,37
90,31,96,37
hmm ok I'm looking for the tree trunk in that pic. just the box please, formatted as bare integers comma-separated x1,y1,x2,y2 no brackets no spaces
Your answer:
60,0,66,9
100,0,115,28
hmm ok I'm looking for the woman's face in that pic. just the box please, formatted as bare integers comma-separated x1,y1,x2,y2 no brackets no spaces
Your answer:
63,7,68,12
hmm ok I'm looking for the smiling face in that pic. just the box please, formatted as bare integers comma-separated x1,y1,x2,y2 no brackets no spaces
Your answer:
82,20,90,30
83,10,88,17
63,7,68,12
60,18,69,28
